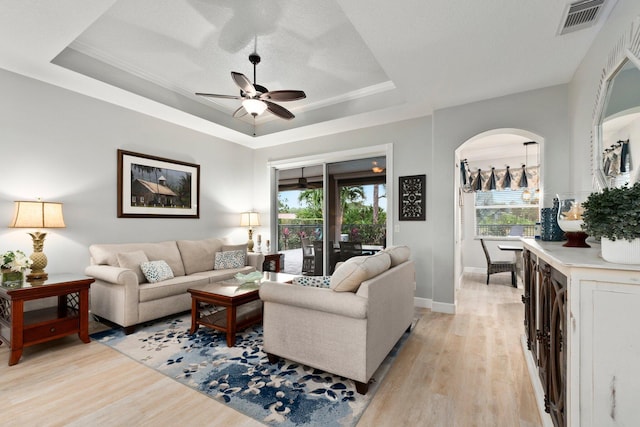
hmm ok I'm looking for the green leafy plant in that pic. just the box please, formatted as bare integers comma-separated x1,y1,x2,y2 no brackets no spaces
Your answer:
1,250,33,271
581,182,640,241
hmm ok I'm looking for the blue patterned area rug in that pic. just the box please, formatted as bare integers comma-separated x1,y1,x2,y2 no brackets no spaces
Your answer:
91,313,415,427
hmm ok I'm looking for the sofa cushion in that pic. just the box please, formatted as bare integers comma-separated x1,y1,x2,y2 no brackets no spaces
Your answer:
140,260,174,283
214,250,246,269
293,276,331,288
330,251,391,292
176,238,224,275
89,241,186,277
138,275,210,302
116,250,149,284
382,245,411,266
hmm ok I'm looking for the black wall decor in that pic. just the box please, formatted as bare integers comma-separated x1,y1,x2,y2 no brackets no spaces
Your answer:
399,174,426,221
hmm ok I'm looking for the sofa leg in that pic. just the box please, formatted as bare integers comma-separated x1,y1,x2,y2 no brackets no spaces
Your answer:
124,325,136,335
266,352,279,364
354,381,369,395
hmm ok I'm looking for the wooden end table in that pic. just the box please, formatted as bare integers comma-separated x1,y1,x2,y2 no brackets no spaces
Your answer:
0,274,94,365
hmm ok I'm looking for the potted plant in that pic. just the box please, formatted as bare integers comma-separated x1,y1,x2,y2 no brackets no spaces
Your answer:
1,250,32,288
581,182,640,264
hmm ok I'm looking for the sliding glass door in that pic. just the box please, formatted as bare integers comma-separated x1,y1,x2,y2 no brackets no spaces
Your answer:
274,155,387,276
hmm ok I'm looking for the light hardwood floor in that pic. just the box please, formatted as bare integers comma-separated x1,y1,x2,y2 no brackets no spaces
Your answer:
1,273,541,427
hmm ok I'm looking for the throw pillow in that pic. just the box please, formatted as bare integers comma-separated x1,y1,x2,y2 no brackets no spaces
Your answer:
214,250,246,270
330,251,391,292
140,260,174,283
382,245,411,266
116,250,149,284
293,276,331,288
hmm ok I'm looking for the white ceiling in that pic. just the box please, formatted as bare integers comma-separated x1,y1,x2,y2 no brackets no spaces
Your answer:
0,0,615,149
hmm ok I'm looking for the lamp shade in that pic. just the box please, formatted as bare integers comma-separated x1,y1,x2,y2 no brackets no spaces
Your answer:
9,201,66,228
242,99,268,116
240,212,260,227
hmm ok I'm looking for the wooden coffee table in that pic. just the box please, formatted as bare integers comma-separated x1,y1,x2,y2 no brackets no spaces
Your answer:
188,272,297,346
188,279,263,347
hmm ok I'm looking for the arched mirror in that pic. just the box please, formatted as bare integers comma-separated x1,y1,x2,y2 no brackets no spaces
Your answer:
593,17,640,189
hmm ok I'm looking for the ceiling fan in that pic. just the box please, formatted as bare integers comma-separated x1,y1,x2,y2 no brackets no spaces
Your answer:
195,52,306,120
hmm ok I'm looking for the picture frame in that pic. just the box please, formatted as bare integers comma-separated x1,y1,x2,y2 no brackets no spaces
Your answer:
117,149,200,218
399,174,426,221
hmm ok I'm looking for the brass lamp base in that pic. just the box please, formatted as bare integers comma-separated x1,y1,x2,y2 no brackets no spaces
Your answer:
247,228,255,253
28,232,49,283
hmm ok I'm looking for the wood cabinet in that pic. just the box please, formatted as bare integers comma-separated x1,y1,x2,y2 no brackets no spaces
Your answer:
522,240,640,427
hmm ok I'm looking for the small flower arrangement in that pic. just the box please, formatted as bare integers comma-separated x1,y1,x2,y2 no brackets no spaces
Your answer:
1,250,33,272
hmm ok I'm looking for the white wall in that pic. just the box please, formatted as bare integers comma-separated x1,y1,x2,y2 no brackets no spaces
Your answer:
570,0,640,191
0,68,255,275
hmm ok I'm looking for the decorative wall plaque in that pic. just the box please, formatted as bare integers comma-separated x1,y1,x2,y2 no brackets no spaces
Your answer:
399,175,426,221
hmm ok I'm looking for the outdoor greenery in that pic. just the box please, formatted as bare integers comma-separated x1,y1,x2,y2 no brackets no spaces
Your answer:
582,183,640,241
277,184,387,248
475,190,539,236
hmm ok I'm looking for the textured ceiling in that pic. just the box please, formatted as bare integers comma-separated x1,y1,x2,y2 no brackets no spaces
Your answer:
0,0,616,149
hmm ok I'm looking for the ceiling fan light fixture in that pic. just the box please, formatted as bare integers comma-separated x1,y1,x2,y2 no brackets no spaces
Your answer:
242,99,268,116
371,161,384,173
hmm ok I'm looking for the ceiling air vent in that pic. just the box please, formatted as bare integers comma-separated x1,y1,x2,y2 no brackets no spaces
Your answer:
558,0,606,35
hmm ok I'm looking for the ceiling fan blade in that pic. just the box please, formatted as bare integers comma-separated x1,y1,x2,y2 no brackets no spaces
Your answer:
195,92,242,100
265,101,295,120
260,90,306,102
232,105,248,118
231,72,256,96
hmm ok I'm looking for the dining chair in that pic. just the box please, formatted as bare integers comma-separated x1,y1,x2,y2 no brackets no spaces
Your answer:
301,237,315,275
339,241,363,262
480,238,517,287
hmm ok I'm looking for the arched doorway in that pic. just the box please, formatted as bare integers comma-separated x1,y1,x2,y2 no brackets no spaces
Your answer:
454,128,544,290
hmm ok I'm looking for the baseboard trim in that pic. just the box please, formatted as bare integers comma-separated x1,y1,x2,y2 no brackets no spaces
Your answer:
432,301,456,314
414,297,432,309
521,335,553,427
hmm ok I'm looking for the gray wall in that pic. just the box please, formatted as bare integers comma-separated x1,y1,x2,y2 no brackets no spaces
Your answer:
0,68,254,274
254,84,570,311
2,0,639,312
253,117,434,301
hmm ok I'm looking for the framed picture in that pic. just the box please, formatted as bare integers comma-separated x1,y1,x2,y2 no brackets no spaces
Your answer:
117,149,200,218
399,174,426,221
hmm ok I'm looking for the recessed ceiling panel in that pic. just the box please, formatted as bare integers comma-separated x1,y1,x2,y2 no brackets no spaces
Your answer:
52,0,394,137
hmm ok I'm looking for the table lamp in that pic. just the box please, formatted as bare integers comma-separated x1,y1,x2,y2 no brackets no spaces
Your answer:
9,200,66,282
240,211,260,252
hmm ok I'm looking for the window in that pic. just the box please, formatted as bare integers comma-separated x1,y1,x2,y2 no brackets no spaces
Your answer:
475,190,539,237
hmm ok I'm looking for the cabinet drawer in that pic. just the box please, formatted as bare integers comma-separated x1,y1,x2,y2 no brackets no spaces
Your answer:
23,317,78,344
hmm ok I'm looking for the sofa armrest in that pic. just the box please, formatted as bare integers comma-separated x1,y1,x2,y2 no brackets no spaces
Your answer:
85,264,139,285
246,253,265,271
84,264,141,327
259,281,367,319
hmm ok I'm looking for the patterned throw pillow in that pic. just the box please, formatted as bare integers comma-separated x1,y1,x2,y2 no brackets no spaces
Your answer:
214,250,246,269
293,276,332,288
140,260,174,283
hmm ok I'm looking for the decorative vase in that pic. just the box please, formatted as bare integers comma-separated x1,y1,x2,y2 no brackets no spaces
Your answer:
556,193,590,248
1,269,24,288
601,237,640,264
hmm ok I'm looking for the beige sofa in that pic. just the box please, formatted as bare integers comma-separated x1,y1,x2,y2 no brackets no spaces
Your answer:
85,238,264,333
259,246,415,394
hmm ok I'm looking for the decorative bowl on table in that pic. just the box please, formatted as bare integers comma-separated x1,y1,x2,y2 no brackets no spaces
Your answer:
556,193,590,247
